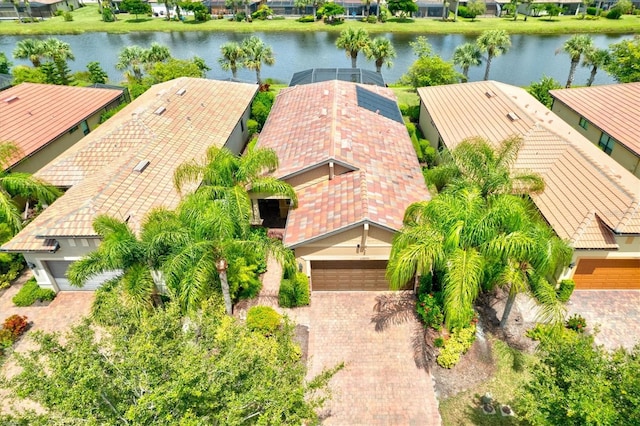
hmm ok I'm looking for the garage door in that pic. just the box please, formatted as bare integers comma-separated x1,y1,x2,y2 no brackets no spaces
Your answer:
573,259,640,290
311,260,409,291
45,260,120,291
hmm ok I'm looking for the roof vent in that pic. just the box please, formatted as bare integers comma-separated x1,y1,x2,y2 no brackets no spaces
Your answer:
4,95,18,103
133,160,150,173
485,91,496,98
176,88,186,96
320,108,327,116
154,106,166,115
507,112,520,121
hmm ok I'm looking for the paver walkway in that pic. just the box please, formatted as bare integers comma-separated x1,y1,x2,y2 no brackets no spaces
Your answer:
307,292,441,425
567,290,640,351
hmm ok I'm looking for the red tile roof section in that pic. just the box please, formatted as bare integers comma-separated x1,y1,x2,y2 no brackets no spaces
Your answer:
0,83,123,169
3,78,258,252
550,83,640,156
257,80,430,247
418,81,640,250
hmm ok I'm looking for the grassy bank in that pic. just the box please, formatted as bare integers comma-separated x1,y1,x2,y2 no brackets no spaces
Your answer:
0,5,638,35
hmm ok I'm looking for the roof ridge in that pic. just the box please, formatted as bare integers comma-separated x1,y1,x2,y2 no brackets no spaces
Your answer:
617,199,640,232
570,210,597,247
329,80,338,159
359,169,369,221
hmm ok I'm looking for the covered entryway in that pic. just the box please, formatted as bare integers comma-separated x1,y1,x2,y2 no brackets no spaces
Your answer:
573,259,640,290
44,260,119,291
311,260,391,291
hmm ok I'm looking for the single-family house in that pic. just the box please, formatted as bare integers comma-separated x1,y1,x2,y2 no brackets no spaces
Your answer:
256,80,430,291
550,83,640,178
0,0,80,20
0,83,126,174
418,81,640,290
2,77,258,292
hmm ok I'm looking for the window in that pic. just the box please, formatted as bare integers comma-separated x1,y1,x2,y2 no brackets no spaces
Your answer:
68,125,79,134
81,120,90,136
579,117,588,129
598,133,615,155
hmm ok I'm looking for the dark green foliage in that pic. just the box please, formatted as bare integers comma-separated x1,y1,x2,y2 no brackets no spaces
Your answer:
586,6,599,15
102,7,116,22
457,5,471,18
416,292,444,330
434,337,445,348
279,272,310,308
297,15,315,22
387,0,418,15
120,0,151,18
605,6,622,18
0,52,12,74
180,0,210,21
251,90,275,129
0,224,24,289
246,305,282,334
420,142,436,166
12,279,56,307
86,61,108,84
518,332,640,425
556,279,575,302
399,103,420,122
318,2,345,20
527,75,562,109
544,3,564,17
565,313,586,332
235,11,246,21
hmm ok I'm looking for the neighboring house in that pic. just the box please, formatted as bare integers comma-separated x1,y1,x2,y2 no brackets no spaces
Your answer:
256,80,430,291
2,78,258,292
418,81,640,290
0,0,80,20
550,83,640,178
0,83,126,174
0,74,12,91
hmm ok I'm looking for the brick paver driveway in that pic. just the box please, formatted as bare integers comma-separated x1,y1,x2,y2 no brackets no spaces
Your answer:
306,292,441,425
568,290,640,351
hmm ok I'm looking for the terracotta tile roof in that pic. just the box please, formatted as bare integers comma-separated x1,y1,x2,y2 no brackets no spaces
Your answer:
2,78,258,252
0,83,124,170
257,80,430,247
550,83,640,156
418,81,640,250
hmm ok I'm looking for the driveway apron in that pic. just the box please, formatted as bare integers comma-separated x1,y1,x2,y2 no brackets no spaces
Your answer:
306,291,441,425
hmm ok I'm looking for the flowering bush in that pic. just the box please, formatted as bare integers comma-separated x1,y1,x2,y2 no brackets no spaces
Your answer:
566,314,587,333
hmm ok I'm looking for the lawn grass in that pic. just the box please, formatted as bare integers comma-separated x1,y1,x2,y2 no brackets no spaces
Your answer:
1,5,638,35
439,339,536,426
390,86,419,107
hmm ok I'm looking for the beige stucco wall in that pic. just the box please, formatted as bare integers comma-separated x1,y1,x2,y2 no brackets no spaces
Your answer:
293,224,395,275
552,101,640,177
418,101,441,150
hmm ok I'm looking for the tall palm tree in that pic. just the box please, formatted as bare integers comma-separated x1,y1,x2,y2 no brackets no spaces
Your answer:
336,28,371,68
66,215,163,310
241,36,275,84
6,0,22,22
363,37,396,74
218,41,245,79
142,42,171,66
582,47,611,87
425,136,545,198
557,34,594,88
42,38,75,85
476,29,511,81
0,141,61,233
13,38,46,67
452,42,483,82
116,45,146,81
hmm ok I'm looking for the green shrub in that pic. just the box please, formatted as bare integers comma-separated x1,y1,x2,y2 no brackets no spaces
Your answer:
279,273,310,308
0,328,14,351
251,91,275,129
434,337,445,348
419,141,435,165
54,9,64,16
566,314,587,332
12,278,56,307
100,103,128,123
557,279,575,302
235,11,246,21
366,15,377,23
526,323,554,341
247,119,259,137
416,292,444,331
297,15,315,22
586,6,599,15
251,4,273,19
63,11,73,21
605,7,622,18
246,306,281,335
457,5,472,18
437,324,476,368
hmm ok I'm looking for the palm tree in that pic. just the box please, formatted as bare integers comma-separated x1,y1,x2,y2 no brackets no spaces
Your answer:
42,38,75,85
363,37,396,74
452,42,483,82
13,39,46,67
142,43,171,66
582,47,611,87
425,136,545,198
557,34,594,88
218,41,245,79
66,215,163,310
116,45,146,81
0,141,61,233
7,0,21,22
476,29,511,81
241,36,275,84
336,28,371,68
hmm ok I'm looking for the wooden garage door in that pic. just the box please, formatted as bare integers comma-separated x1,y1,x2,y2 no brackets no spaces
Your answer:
311,260,396,291
573,259,640,290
